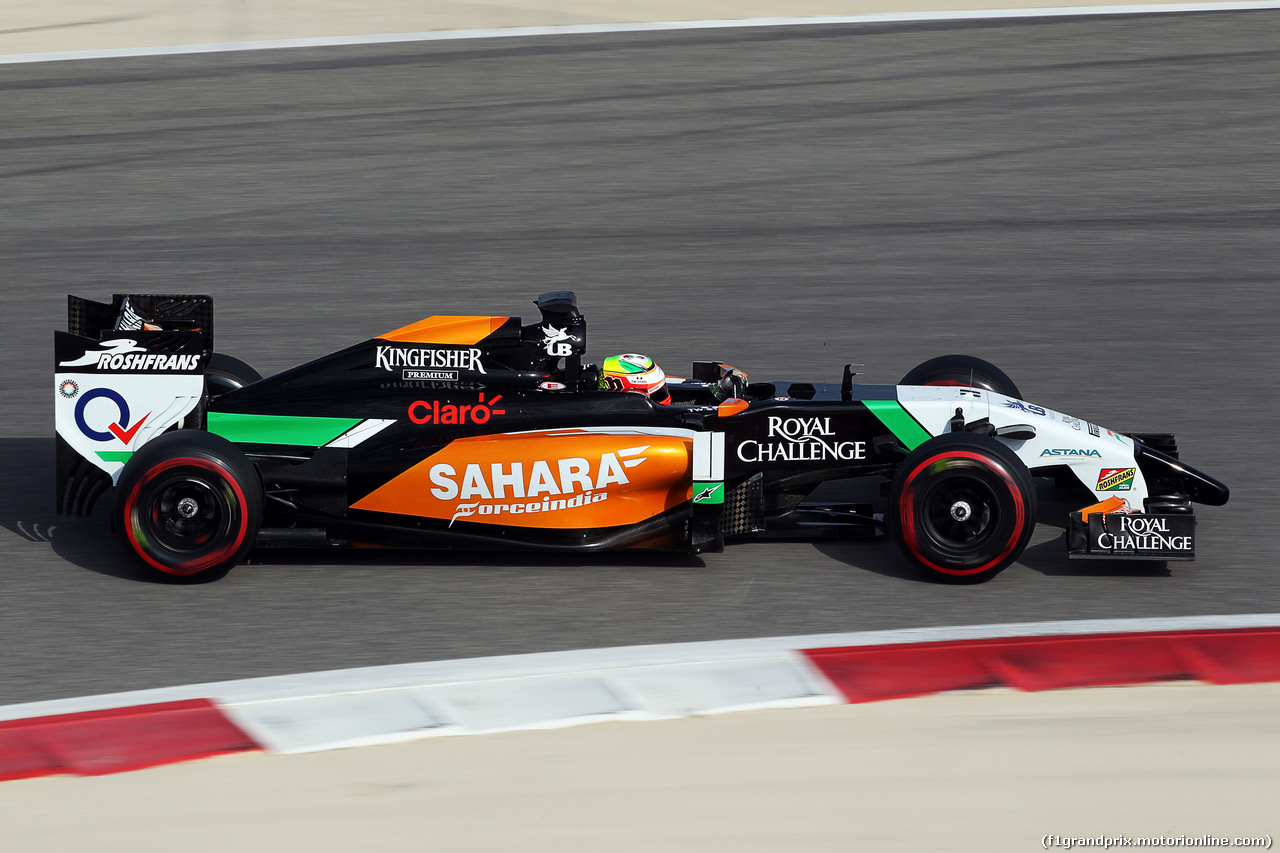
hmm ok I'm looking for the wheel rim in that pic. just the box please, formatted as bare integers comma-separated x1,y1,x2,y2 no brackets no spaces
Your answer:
898,450,1027,576
918,474,999,555
144,473,232,555
125,457,248,575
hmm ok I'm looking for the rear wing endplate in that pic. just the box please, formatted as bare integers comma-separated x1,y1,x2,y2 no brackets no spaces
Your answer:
55,294,214,516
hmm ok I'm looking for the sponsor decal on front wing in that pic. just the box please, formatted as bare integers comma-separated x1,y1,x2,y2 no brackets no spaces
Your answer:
1068,508,1197,560
1095,514,1192,553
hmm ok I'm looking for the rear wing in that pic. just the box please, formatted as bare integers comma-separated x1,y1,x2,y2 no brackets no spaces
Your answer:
55,294,214,516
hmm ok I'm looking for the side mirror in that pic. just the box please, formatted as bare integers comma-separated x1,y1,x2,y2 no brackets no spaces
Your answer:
995,424,1037,441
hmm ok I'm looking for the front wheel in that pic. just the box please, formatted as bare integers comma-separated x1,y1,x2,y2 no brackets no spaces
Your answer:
889,433,1036,583
113,431,262,583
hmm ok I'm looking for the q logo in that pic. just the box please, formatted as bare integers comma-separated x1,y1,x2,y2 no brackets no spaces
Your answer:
74,388,150,444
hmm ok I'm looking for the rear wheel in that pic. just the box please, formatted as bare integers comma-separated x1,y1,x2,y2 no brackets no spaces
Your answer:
113,431,262,583
889,433,1036,583
206,353,262,398
899,354,1021,400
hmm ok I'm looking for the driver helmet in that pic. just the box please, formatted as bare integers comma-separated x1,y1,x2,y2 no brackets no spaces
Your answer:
599,353,671,404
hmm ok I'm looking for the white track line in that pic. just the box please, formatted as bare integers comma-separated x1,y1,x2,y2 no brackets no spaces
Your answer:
2,2,1280,65
1,613,1276,723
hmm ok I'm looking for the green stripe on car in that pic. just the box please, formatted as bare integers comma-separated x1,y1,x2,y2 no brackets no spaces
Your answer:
692,481,725,504
208,413,363,447
863,400,932,450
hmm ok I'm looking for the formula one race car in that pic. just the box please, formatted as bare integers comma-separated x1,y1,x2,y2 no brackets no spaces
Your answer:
54,292,1229,583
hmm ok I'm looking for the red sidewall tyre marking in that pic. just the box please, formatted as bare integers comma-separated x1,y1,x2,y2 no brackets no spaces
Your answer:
899,450,1026,576
923,379,970,387
123,457,250,576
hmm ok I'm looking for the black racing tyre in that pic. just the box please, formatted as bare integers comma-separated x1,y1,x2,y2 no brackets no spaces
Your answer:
898,354,1021,400
889,433,1037,584
113,430,263,583
206,353,263,398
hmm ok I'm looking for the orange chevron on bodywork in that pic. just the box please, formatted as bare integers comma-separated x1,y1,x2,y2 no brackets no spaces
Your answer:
378,316,511,345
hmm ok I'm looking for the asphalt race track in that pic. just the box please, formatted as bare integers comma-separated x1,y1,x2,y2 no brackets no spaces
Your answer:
2,11,1277,706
